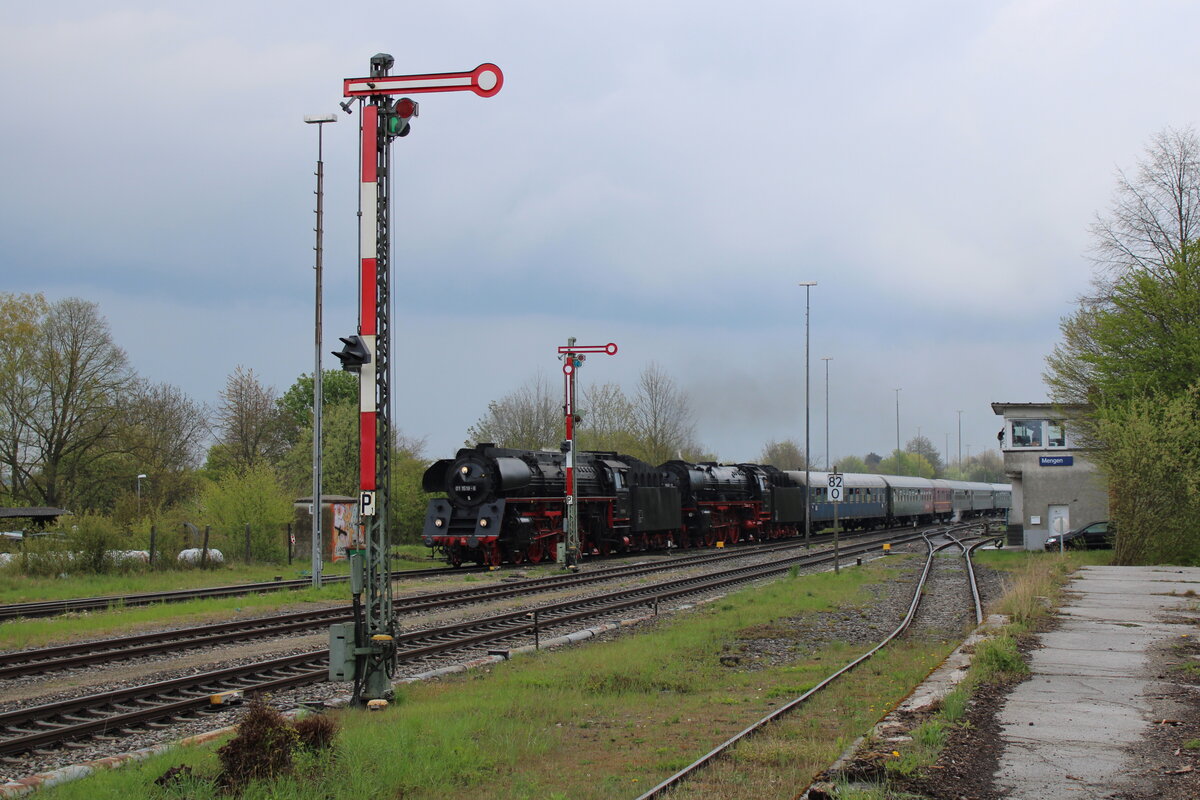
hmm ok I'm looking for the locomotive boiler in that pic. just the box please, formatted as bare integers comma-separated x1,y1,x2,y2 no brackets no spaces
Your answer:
422,444,680,566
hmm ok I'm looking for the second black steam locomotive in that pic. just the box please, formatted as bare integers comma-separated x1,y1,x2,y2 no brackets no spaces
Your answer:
422,443,820,566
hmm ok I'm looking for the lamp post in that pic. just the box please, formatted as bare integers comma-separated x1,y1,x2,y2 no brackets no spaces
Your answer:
305,112,336,589
821,356,832,469
799,281,817,547
136,474,147,515
894,388,901,475
957,409,963,474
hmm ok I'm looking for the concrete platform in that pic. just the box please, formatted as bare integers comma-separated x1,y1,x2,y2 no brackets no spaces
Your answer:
992,565,1200,799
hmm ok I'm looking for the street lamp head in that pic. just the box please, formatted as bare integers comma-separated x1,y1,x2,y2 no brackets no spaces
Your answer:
798,281,817,287
137,473,148,479
304,114,338,124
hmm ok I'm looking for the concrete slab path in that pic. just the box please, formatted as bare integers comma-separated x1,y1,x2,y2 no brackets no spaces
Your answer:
992,565,1200,799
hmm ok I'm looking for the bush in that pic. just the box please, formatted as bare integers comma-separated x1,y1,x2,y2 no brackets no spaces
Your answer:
216,698,299,792
200,465,293,563
1095,387,1200,566
293,712,338,751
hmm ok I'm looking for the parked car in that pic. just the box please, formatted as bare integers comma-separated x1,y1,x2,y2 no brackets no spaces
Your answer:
1045,521,1114,550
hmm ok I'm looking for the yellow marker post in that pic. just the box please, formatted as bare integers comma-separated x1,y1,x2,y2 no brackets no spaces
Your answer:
883,543,891,554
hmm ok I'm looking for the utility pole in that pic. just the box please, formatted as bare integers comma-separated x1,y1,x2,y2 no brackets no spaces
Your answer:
894,388,901,474
330,55,503,703
957,410,963,473
799,282,817,547
557,339,617,569
305,112,336,589
821,356,832,469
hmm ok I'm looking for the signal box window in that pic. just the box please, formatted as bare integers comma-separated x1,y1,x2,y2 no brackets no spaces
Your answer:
1047,421,1067,448
1011,420,1042,448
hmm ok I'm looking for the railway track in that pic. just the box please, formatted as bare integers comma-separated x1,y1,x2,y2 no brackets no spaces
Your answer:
0,525,962,680
0,565,481,622
0,519,999,623
0,526,945,759
0,531,909,680
633,523,993,800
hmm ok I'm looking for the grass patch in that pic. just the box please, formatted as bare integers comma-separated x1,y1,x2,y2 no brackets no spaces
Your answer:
0,584,354,650
0,546,448,648
0,544,438,606
34,558,949,800
974,549,1110,633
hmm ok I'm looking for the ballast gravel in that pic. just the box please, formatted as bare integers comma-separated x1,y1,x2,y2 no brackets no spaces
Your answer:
0,533,1000,784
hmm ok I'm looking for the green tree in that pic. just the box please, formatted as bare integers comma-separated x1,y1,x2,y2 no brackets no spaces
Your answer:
877,450,935,478
276,370,359,446
1093,388,1200,566
1043,128,1200,564
759,439,807,470
1049,242,1200,409
905,435,944,475
200,463,294,562
834,455,868,474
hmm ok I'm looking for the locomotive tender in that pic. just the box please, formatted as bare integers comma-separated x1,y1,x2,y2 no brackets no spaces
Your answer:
422,443,1010,567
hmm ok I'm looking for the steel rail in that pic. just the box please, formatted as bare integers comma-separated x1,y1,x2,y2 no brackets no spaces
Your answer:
632,533,947,800
0,518,984,622
0,529,930,679
0,530,931,757
0,565,481,622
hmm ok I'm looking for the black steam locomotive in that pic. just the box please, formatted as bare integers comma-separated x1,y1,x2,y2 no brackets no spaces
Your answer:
421,443,808,566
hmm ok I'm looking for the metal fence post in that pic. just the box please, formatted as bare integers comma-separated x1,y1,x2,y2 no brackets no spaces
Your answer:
201,526,211,568
149,525,157,568
286,523,293,565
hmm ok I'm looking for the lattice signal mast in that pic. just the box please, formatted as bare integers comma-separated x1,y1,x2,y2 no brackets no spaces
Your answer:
330,54,503,702
557,339,618,569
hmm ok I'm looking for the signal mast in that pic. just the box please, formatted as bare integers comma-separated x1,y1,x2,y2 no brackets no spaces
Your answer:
329,53,503,702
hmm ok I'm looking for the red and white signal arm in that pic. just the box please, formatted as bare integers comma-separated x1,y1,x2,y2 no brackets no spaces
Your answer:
827,473,844,503
343,64,504,98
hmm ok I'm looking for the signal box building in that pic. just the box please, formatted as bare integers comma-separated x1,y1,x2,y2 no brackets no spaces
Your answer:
991,402,1109,550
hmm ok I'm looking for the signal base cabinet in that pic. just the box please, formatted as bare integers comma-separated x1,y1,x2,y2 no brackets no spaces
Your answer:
329,622,357,682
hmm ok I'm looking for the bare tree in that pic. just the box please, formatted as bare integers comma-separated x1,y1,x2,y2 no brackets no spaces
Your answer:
20,299,134,507
0,293,48,502
121,380,209,509
630,363,697,465
466,372,560,450
579,381,635,452
1091,125,1200,281
760,438,806,469
1049,126,1200,406
213,366,286,470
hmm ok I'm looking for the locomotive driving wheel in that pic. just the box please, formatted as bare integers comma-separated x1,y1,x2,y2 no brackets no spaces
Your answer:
526,540,544,563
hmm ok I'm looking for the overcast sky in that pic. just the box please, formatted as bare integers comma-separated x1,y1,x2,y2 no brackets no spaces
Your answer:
3,1,1197,467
